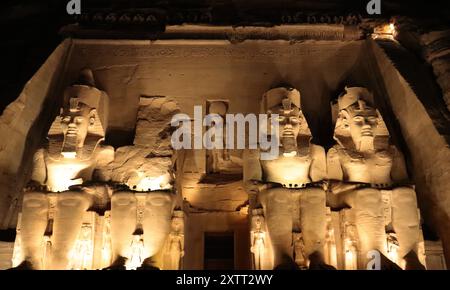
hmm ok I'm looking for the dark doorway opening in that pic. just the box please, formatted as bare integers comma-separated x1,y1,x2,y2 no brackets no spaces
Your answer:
204,232,235,270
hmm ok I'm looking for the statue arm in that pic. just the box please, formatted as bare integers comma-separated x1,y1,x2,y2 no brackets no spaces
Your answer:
390,146,411,184
30,148,47,185
243,149,262,181
326,147,363,194
94,144,115,168
310,143,327,182
326,147,343,181
243,149,266,192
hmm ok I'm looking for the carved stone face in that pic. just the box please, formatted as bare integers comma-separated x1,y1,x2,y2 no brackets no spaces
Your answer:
60,102,96,156
268,98,302,154
171,217,183,232
252,215,264,231
341,100,379,151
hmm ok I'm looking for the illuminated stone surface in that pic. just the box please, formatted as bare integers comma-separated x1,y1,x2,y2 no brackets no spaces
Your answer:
0,23,448,269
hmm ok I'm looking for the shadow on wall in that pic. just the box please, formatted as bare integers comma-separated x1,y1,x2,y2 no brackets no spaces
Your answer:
106,128,136,149
0,229,15,242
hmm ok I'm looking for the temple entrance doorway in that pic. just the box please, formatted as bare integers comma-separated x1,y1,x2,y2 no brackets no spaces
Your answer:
204,232,235,270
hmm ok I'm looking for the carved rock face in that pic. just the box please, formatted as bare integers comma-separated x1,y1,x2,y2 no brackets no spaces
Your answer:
268,100,301,154
334,87,389,152
343,101,379,152
99,146,173,191
60,103,96,156
171,216,184,233
134,97,180,152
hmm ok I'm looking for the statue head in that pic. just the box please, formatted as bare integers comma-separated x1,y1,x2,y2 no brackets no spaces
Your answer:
48,69,109,159
262,87,310,155
80,224,92,241
60,98,98,156
171,211,185,233
251,209,265,231
334,87,389,152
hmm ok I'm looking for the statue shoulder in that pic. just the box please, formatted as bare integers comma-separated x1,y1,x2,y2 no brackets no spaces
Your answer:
94,144,115,166
328,145,349,160
375,147,394,160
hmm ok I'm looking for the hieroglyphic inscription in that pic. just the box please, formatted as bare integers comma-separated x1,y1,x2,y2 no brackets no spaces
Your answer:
76,43,360,61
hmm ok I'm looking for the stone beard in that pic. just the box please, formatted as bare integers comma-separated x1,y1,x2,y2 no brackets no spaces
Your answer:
327,87,425,269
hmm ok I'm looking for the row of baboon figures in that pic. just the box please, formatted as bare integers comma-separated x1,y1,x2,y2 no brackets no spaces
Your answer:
12,69,424,270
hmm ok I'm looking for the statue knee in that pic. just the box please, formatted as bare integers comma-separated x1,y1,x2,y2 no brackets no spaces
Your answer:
392,187,418,208
111,192,136,211
261,188,292,213
146,191,175,210
355,188,382,213
23,193,47,210
57,191,93,211
302,188,326,205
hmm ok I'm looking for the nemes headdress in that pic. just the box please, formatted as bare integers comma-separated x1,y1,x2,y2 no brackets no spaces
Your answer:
50,69,109,137
337,86,374,111
261,87,301,113
334,86,389,141
260,86,311,137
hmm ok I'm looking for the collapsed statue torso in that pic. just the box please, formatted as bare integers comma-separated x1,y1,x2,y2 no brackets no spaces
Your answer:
15,70,182,270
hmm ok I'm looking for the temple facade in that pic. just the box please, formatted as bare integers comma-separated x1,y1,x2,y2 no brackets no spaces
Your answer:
0,5,449,270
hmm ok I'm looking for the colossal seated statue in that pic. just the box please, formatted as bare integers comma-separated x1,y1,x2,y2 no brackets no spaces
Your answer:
244,87,331,269
327,87,425,269
31,69,114,192
17,69,113,269
15,75,183,270
103,96,181,270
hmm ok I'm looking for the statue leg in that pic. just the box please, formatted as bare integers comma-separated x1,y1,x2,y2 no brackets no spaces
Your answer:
170,247,181,270
143,192,175,260
111,192,136,265
300,187,327,263
260,188,293,268
51,192,93,270
20,193,48,269
351,188,386,269
391,187,425,269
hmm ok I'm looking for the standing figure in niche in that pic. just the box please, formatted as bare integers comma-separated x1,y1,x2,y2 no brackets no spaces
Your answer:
244,87,332,269
110,191,175,269
163,211,185,270
327,87,425,269
128,234,145,270
250,209,267,270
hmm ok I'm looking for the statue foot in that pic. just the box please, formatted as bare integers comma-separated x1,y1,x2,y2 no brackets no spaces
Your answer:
404,250,426,270
308,252,336,270
273,254,300,270
137,258,160,271
8,261,34,270
103,256,127,270
376,251,402,270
